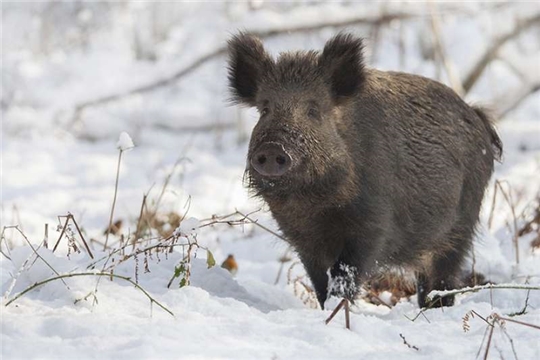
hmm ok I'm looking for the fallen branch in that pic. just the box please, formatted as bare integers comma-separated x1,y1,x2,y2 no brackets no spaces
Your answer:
428,283,540,301
407,283,540,322
4,272,174,317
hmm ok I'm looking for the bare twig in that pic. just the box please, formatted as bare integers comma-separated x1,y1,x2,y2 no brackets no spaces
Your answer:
43,223,49,249
70,215,93,259
71,12,417,120
53,215,70,253
487,180,500,230
428,2,464,95
489,180,520,263
498,81,540,118
483,318,496,360
134,193,148,244
235,210,286,241
494,313,540,331
409,283,539,323
7,225,69,288
509,289,531,317
463,14,540,94
4,272,174,317
198,209,285,241
0,227,12,260
497,320,519,360
399,333,420,351
325,298,351,330
274,248,293,285
155,154,192,212
53,214,94,259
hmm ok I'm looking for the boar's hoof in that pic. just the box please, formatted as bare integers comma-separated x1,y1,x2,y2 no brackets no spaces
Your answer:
251,142,291,177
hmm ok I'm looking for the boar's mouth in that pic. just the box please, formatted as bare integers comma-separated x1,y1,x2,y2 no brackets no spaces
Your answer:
243,167,295,197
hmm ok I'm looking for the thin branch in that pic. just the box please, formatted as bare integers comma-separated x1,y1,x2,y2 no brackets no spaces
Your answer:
494,314,540,331
71,12,415,118
4,272,174,317
134,193,148,243
428,2,465,95
235,210,286,241
52,214,94,259
498,81,540,118
274,248,293,285
198,209,280,238
483,318,496,360
325,298,350,329
428,283,540,301
463,13,540,94
399,333,420,351
9,225,69,288
0,227,12,260
52,215,70,252
70,215,94,259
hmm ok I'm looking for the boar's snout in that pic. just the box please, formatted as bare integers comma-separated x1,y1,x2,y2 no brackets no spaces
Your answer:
250,142,292,177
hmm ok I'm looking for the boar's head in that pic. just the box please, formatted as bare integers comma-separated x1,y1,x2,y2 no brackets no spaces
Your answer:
228,33,365,202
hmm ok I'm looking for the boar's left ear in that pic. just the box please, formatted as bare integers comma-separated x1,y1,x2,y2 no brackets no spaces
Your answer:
319,33,366,102
227,32,274,107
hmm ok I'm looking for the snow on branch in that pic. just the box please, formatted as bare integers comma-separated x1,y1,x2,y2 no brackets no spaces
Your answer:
427,283,540,301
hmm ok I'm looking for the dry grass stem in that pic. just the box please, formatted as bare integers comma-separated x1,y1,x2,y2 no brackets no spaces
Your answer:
53,214,94,259
104,150,124,250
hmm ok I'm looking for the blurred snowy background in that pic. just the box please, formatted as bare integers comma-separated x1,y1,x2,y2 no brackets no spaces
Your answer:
2,2,540,359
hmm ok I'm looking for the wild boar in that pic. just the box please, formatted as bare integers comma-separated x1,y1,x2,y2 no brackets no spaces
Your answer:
227,32,502,308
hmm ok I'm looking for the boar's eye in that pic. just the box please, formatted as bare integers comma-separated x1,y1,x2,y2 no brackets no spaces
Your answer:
307,108,320,119
260,108,269,116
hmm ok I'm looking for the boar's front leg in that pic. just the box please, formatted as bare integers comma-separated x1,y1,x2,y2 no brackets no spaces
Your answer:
324,258,360,330
328,260,359,302
301,258,330,308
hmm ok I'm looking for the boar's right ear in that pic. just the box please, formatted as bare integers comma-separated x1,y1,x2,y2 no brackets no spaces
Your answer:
227,33,273,107
319,33,366,102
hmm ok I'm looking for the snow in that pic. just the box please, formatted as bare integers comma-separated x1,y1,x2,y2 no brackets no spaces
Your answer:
116,132,135,152
2,2,540,360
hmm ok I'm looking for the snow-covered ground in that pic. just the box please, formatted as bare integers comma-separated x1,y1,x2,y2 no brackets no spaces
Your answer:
2,2,539,359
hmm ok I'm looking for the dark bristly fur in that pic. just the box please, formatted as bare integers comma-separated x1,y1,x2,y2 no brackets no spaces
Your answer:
228,32,503,309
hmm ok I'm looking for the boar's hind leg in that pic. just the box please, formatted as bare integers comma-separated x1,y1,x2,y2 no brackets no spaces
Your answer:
417,225,472,308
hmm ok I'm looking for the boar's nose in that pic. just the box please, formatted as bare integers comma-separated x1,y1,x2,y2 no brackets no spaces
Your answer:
251,142,292,177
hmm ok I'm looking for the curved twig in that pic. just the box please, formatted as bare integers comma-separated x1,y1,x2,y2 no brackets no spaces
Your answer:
4,272,174,317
